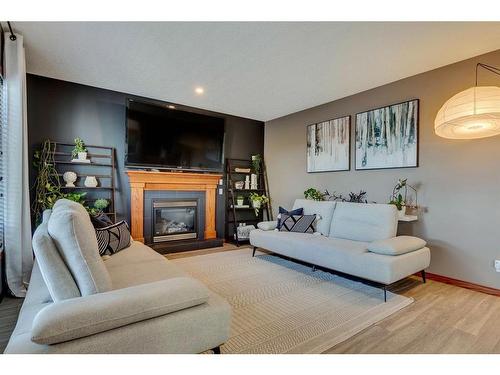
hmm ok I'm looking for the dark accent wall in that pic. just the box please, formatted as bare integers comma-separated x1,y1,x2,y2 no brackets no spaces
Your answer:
27,74,264,238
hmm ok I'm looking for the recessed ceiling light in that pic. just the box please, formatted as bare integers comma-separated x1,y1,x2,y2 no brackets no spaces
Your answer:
195,87,204,95
167,105,176,109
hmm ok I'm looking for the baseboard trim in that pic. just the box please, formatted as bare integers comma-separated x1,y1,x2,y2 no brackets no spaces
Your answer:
424,272,500,297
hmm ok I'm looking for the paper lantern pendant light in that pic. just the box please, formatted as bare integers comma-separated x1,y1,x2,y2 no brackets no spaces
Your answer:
435,63,500,139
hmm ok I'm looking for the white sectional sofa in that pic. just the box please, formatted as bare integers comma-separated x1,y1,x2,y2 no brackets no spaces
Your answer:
5,199,231,354
250,199,430,301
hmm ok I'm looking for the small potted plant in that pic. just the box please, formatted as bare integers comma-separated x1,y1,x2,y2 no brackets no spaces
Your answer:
249,192,269,216
88,198,109,217
236,196,245,206
389,178,416,219
72,137,88,161
251,154,262,175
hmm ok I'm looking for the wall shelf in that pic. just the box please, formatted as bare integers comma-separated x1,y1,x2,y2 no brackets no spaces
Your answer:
49,141,117,221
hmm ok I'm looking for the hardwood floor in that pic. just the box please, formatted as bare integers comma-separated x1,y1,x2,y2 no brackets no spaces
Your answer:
0,296,23,353
1,245,499,354
169,245,500,354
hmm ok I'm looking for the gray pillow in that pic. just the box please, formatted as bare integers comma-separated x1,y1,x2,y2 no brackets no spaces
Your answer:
32,210,81,301
368,236,427,256
48,199,112,295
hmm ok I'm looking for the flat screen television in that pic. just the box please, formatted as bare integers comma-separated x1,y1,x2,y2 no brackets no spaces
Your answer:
125,99,225,172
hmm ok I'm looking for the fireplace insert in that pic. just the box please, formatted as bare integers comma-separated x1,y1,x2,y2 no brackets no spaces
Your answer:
153,200,198,242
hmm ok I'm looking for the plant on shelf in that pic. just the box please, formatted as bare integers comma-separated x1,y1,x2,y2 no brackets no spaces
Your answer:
236,195,245,206
304,187,324,201
72,137,88,160
88,198,109,216
64,192,87,205
389,178,418,217
251,154,262,175
249,192,268,216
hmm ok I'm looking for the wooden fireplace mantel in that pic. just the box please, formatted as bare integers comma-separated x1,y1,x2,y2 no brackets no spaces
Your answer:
126,170,222,243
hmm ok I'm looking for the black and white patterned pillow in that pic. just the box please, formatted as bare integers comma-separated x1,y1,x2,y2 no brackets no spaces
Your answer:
95,220,131,256
277,206,304,230
279,214,316,233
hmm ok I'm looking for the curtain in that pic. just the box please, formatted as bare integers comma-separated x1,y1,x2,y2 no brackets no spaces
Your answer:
2,32,33,297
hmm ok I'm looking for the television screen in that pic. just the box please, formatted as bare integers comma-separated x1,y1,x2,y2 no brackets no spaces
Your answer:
126,99,225,171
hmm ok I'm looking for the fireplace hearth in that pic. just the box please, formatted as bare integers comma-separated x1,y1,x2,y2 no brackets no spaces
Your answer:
153,200,198,242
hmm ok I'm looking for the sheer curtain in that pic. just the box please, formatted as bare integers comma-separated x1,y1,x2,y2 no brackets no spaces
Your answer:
2,32,33,297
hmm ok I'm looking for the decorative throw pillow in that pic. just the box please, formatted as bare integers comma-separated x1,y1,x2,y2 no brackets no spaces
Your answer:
95,220,131,256
90,212,114,229
279,214,316,233
277,206,304,229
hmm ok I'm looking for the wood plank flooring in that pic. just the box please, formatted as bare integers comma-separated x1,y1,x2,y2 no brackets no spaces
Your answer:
0,296,23,353
1,245,499,354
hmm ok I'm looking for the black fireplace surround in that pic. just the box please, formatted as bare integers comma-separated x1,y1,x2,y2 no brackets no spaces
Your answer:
144,191,205,245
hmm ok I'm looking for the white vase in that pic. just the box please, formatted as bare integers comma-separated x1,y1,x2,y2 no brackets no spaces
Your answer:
84,176,98,188
252,200,261,209
77,151,87,160
63,171,77,187
398,206,407,219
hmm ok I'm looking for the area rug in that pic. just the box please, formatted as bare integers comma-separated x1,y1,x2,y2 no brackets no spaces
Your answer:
172,248,413,354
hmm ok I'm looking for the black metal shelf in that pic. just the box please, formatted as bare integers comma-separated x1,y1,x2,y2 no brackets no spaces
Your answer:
225,157,272,246
48,141,117,223
53,160,113,167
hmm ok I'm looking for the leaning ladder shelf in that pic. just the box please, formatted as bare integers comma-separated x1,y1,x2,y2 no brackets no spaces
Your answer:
49,141,117,222
225,158,273,246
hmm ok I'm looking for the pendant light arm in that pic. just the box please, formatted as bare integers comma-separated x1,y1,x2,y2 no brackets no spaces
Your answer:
475,63,500,86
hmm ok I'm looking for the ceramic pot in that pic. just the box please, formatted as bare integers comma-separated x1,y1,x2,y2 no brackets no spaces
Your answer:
397,206,407,219
236,198,244,206
77,152,88,160
252,200,261,209
84,176,98,188
63,171,77,187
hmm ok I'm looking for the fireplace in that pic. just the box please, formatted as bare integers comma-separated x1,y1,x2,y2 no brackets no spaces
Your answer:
153,200,198,242
127,170,223,253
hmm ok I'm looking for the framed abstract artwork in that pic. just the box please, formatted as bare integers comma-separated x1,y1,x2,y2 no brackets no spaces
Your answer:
355,99,419,170
306,116,350,172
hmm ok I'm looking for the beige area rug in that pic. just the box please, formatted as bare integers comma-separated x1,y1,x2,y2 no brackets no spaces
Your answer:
172,248,413,354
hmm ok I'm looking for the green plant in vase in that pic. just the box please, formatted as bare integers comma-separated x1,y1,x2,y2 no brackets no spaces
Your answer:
249,193,268,216
251,154,262,175
236,196,245,206
88,198,109,216
72,137,88,160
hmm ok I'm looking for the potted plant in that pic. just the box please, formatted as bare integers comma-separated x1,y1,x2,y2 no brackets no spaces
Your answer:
251,154,262,175
89,198,109,217
303,187,324,201
249,192,268,216
72,137,88,161
236,196,245,206
389,178,415,218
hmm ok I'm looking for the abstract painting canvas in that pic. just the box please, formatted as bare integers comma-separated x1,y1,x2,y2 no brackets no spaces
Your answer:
355,99,418,170
307,116,350,172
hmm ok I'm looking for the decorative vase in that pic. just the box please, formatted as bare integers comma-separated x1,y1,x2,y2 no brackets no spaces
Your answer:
234,181,244,190
63,171,77,187
77,152,88,161
236,198,244,206
84,176,98,188
398,206,407,219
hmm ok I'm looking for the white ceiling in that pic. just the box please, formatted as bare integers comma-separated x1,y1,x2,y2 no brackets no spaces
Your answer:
14,22,500,121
